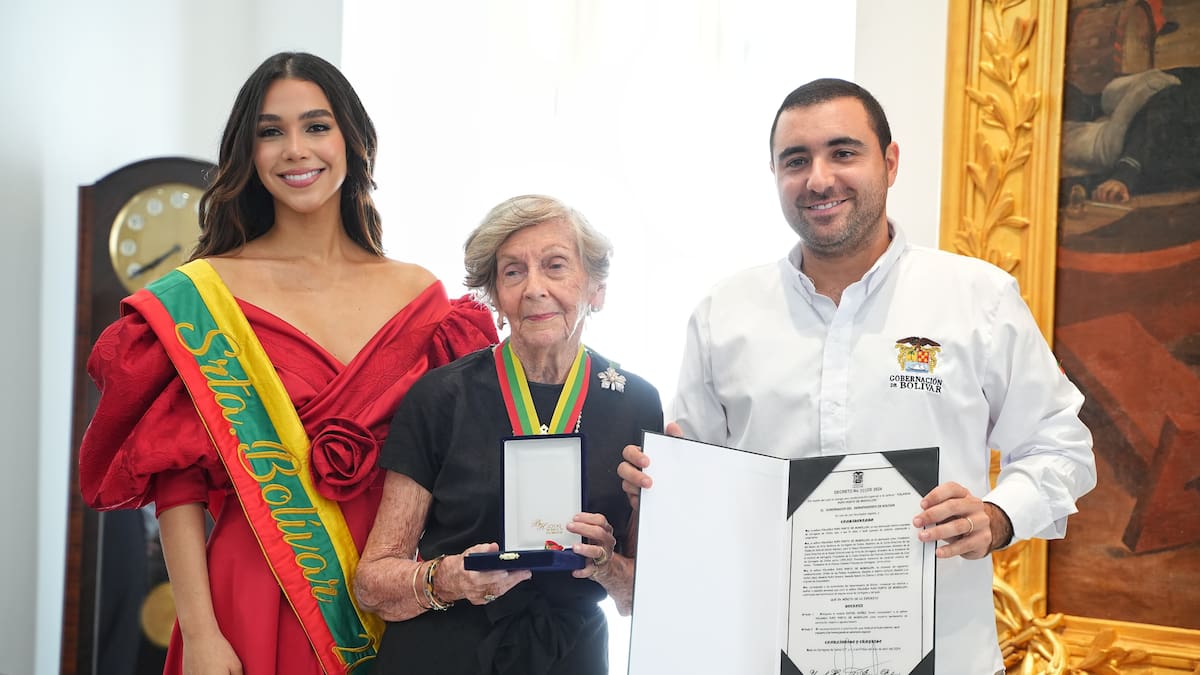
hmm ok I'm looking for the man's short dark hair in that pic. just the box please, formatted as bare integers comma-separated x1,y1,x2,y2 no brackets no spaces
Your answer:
769,78,893,156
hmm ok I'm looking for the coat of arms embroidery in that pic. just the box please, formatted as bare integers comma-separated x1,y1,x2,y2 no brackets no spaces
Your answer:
895,336,942,375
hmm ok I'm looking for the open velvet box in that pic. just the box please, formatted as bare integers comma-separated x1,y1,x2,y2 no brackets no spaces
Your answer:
463,433,588,572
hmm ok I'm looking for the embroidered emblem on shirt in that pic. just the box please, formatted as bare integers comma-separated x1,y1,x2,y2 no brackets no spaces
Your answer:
895,336,941,374
598,366,626,393
890,336,944,394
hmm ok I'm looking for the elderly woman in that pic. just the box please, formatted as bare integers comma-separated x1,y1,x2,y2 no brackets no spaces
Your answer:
355,194,663,674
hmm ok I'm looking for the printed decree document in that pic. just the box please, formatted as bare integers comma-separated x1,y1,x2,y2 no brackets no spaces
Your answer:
787,449,937,675
629,433,936,675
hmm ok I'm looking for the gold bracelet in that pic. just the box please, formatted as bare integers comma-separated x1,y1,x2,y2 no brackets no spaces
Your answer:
411,560,429,610
423,554,454,611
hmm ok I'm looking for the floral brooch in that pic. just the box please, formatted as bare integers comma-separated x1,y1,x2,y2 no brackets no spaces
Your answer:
598,366,626,393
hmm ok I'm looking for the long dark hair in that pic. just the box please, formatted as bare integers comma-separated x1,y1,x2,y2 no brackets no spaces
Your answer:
193,52,383,258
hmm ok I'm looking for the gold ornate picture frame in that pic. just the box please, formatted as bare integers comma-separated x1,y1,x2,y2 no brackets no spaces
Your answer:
940,1,1200,672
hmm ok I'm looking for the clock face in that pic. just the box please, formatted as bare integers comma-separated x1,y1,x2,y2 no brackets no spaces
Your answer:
108,182,203,293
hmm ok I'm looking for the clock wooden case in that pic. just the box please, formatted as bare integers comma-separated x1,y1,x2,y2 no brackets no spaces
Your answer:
64,156,213,675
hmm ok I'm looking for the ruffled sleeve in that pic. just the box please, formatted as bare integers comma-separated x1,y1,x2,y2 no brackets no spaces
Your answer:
428,295,499,367
79,310,223,514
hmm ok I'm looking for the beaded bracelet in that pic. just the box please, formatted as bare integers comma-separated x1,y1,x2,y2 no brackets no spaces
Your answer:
411,561,429,610
423,554,454,611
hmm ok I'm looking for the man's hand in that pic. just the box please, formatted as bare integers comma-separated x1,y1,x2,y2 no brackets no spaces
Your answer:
618,422,682,509
912,482,1012,559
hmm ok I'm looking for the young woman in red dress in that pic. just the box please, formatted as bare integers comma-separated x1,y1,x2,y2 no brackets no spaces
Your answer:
79,52,496,674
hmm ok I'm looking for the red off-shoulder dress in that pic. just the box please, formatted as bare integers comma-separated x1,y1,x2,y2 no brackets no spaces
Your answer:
79,281,497,674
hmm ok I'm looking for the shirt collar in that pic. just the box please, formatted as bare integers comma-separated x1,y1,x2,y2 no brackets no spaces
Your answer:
785,221,907,299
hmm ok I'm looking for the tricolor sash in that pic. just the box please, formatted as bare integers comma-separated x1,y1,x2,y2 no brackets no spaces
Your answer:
493,339,591,435
128,260,381,673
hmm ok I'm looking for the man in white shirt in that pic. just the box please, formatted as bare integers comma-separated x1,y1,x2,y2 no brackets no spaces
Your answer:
619,78,1096,674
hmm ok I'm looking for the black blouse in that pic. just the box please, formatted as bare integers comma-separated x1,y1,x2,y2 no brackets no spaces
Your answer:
375,346,663,675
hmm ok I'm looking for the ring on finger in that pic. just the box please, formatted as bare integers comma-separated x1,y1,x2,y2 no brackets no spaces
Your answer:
483,593,497,603
963,516,975,535
594,548,611,568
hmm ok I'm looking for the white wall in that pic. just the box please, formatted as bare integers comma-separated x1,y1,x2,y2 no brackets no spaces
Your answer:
2,1,947,673
856,0,950,248
1,6,46,668
344,0,860,407
1,2,342,673
345,0,950,408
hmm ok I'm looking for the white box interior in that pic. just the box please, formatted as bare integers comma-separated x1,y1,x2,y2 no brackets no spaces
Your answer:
502,435,584,551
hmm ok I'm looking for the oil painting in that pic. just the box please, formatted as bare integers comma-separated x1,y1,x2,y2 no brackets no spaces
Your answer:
943,0,1199,669
1049,0,1200,630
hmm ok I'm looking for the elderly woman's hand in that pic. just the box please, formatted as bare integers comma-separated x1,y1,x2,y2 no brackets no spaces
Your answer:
568,512,639,615
567,512,617,578
436,543,532,606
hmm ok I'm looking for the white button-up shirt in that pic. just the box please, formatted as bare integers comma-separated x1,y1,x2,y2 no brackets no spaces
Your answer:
671,226,1096,675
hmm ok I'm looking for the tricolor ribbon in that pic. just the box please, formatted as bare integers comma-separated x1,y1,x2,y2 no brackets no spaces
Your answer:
493,339,591,435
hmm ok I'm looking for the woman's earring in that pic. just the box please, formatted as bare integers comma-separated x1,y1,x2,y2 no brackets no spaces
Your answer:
496,315,507,330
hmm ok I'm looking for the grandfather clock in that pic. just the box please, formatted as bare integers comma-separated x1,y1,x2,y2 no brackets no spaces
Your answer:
63,157,213,675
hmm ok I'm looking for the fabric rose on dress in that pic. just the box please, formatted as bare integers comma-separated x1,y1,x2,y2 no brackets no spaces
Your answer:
308,417,380,502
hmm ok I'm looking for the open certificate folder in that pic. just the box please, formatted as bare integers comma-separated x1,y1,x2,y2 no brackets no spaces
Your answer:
628,433,937,675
